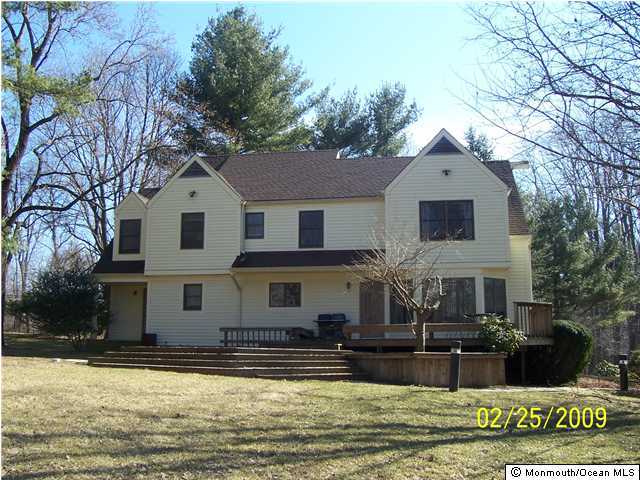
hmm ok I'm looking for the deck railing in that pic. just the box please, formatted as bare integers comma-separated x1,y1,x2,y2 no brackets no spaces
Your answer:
220,327,297,347
513,302,553,337
343,322,482,341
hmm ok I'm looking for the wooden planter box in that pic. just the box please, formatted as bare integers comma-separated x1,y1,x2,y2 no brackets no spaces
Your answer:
349,352,507,387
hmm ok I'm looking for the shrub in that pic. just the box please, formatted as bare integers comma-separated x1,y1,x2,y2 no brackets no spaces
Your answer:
479,315,526,354
527,320,593,385
11,267,109,350
594,360,618,378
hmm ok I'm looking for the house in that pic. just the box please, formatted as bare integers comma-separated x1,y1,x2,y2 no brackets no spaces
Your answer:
92,129,548,348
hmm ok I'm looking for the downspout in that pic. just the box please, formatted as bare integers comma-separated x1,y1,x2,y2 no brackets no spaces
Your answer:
233,200,247,327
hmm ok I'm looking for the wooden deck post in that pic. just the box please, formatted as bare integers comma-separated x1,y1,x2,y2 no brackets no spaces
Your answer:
520,345,527,385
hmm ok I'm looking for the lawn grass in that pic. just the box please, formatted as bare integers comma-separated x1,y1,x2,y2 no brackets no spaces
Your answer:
3,333,136,360
2,355,639,480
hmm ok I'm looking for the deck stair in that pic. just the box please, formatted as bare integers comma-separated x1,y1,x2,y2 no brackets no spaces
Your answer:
88,346,367,381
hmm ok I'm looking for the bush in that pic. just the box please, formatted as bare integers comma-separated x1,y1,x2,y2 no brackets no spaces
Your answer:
527,320,593,385
479,315,526,354
11,267,109,350
595,360,618,378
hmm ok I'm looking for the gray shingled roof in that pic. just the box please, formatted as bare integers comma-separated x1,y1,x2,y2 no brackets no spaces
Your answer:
202,150,413,201
137,150,529,235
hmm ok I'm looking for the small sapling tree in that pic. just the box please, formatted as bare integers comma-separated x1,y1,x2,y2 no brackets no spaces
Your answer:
350,233,449,352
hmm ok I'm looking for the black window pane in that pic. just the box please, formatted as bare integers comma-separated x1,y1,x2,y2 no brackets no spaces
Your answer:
183,284,202,311
484,278,507,317
245,213,264,239
181,212,204,249
119,219,141,254
269,283,301,307
420,200,474,241
299,211,323,248
433,277,476,322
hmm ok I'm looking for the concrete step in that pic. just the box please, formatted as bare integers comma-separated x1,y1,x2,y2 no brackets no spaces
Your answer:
88,362,356,377
88,356,351,368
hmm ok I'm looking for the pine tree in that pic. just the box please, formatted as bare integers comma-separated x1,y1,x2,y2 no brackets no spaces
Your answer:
175,7,316,153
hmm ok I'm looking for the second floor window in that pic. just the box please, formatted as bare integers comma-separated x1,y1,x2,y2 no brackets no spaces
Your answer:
119,219,141,254
181,212,204,249
245,212,264,239
420,200,474,241
299,210,324,248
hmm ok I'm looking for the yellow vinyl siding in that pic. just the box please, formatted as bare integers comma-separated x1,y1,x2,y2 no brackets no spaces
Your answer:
237,272,358,333
146,275,240,346
385,153,510,265
145,176,241,274
113,195,146,262
244,199,384,251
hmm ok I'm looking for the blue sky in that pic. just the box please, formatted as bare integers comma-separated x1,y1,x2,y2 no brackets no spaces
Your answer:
117,2,513,156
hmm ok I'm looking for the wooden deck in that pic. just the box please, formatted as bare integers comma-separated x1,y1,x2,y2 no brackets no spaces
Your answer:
342,302,554,350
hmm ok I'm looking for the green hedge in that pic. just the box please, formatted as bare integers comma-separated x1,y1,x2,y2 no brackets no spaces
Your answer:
526,320,593,385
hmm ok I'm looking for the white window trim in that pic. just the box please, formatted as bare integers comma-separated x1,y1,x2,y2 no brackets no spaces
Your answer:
181,282,204,312
267,281,303,309
178,211,207,251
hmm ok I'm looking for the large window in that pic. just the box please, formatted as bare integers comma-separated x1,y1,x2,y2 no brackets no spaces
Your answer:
433,277,476,322
299,210,324,248
269,283,301,307
180,212,204,249
390,283,413,324
484,277,507,317
183,284,203,311
245,212,264,239
119,219,141,254
419,200,474,241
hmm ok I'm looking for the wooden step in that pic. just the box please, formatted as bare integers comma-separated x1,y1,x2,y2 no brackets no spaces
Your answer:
89,362,355,377
89,356,351,368
256,373,368,381
102,351,349,362
120,346,347,355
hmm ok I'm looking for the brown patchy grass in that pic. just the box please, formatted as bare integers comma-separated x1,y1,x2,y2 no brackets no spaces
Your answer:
2,355,640,479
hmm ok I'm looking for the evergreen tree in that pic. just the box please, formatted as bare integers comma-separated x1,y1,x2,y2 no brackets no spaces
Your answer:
528,195,639,326
176,7,316,153
312,83,419,157
464,126,494,161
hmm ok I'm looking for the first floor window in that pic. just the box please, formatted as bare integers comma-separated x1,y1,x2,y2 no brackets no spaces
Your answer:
269,283,301,307
420,200,474,241
432,277,476,322
119,219,141,254
183,284,202,311
484,277,507,317
390,284,413,324
245,212,264,239
181,212,205,249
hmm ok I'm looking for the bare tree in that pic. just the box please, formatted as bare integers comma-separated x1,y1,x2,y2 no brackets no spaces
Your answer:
1,3,163,342
350,234,448,352
465,2,640,213
43,48,180,256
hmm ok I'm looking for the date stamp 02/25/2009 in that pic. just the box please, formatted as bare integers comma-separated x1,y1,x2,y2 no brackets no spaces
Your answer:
476,406,607,430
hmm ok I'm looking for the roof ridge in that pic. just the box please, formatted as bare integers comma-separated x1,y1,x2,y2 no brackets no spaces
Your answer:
200,148,340,159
